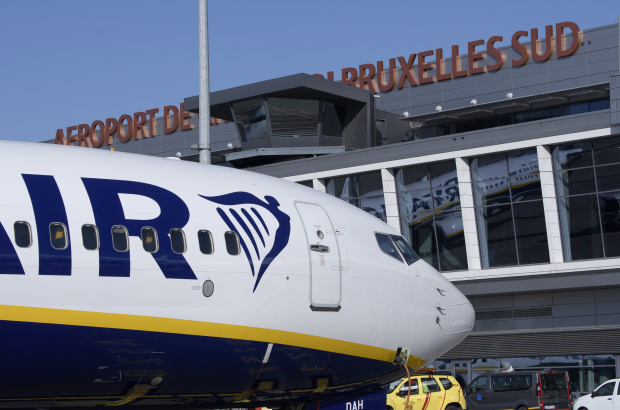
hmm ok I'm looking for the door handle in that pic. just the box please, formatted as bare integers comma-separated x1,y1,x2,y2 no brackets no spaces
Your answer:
311,244,330,253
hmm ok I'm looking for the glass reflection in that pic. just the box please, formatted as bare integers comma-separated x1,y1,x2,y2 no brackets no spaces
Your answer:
510,174,542,202
358,172,384,197
513,201,550,264
557,194,604,261
473,179,511,207
477,204,518,268
593,136,620,166
552,141,593,170
232,99,268,142
360,196,386,220
429,162,459,186
554,168,597,197
600,191,620,257
327,172,385,220
471,154,509,181
507,149,539,176
398,189,434,215
435,210,468,271
595,164,620,192
500,357,540,369
401,212,438,270
268,98,319,138
321,102,344,138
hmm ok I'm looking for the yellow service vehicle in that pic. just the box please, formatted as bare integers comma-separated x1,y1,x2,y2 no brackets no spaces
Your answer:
384,372,466,410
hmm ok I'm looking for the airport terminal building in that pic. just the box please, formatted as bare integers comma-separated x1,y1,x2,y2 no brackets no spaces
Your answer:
49,19,620,394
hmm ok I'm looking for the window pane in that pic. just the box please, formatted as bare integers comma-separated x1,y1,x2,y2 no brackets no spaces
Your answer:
434,185,461,211
268,98,319,138
507,149,538,176
473,179,511,207
329,176,358,199
198,230,213,254
569,101,589,115
375,233,403,262
596,164,620,192
398,189,434,214
500,357,540,369
400,213,438,269
360,195,385,219
471,153,508,181
513,201,550,264
510,174,542,202
491,375,513,392
112,225,129,252
170,229,186,254
514,375,532,391
321,102,343,138
141,227,158,253
421,378,440,393
557,194,604,261
555,168,597,197
232,99,268,142
439,378,453,390
434,210,468,272
390,235,420,265
560,367,616,394
590,98,611,111
397,165,430,190
593,136,620,166
600,192,620,257
358,172,383,197
429,161,458,187
552,141,593,170
477,205,518,268
14,222,32,248
297,180,313,188
225,231,240,255
81,224,99,251
49,223,68,250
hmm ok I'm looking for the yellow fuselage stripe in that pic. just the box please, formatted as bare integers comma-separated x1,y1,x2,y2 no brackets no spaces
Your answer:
0,304,415,364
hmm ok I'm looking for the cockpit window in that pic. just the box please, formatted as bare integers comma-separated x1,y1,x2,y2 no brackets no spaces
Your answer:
375,233,403,262
390,235,420,265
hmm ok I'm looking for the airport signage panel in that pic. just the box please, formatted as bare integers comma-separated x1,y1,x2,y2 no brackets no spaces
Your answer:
314,22,581,92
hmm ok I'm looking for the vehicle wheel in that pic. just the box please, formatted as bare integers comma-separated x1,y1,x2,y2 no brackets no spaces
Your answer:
387,406,394,410
446,405,460,410
516,406,527,410
578,407,588,410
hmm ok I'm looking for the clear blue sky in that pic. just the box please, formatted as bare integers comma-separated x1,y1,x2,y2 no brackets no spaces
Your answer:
1,0,618,142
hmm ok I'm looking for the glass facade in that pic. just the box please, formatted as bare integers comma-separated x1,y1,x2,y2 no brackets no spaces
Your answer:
297,180,313,188
408,98,610,141
326,172,385,220
552,136,620,261
471,150,549,268
268,98,320,138
231,99,269,142
395,161,468,272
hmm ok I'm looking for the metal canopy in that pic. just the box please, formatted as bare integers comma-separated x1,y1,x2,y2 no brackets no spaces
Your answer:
399,83,610,125
184,73,372,121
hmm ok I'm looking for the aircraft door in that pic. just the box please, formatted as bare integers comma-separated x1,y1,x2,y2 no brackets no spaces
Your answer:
295,202,341,311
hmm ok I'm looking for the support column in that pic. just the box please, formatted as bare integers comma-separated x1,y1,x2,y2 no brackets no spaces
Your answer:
312,178,326,193
537,145,564,264
381,168,401,233
456,157,482,270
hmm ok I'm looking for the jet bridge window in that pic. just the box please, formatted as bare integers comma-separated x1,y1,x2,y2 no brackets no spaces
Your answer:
375,233,403,262
81,224,99,250
14,221,32,248
224,231,240,255
198,230,214,254
112,225,129,252
141,227,158,253
170,228,186,254
49,223,68,250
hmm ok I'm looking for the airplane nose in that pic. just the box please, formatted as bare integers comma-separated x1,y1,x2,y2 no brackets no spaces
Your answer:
443,284,475,348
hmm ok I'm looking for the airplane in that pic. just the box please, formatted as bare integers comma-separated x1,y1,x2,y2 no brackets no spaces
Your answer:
0,140,474,409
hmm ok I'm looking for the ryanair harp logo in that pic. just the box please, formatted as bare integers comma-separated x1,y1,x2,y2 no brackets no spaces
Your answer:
200,192,291,291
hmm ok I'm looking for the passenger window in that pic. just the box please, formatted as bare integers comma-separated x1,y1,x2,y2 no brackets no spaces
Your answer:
514,375,532,391
225,231,240,255
81,224,99,250
420,378,440,393
399,380,419,395
170,229,186,254
470,377,487,393
390,235,420,265
375,233,403,262
439,378,453,390
49,223,68,250
112,225,129,252
14,221,32,248
141,227,158,253
492,375,513,392
198,230,214,255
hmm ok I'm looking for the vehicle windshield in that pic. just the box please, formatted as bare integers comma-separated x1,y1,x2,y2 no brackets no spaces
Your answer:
390,235,420,265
